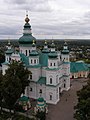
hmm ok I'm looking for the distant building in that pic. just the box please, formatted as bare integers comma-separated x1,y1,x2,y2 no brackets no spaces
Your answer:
70,61,89,79
2,14,70,104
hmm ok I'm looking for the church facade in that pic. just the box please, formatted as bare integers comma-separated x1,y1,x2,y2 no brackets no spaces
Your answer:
2,14,70,104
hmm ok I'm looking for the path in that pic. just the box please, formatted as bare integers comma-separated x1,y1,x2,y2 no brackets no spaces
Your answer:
46,78,88,120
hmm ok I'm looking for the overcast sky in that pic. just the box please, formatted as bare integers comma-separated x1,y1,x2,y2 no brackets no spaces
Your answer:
1,0,90,39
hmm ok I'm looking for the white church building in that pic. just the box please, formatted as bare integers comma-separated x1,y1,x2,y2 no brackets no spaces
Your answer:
2,14,70,104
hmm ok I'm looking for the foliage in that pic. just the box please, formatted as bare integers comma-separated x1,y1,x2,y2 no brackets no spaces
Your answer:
0,71,3,111
74,79,90,120
0,49,5,65
1,61,30,111
36,111,46,120
12,114,34,120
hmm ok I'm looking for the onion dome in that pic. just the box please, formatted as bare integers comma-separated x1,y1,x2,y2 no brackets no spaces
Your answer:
48,41,57,58
19,14,36,44
29,41,38,56
32,40,36,48
37,97,46,107
5,41,13,54
51,40,55,49
61,42,69,54
42,40,49,53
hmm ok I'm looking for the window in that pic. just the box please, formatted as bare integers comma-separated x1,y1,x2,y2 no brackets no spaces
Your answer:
50,95,52,100
26,50,27,56
34,59,36,64
54,63,55,66
31,59,32,64
30,74,32,79
30,88,32,91
64,83,66,88
50,78,52,84
50,63,52,66
39,89,42,94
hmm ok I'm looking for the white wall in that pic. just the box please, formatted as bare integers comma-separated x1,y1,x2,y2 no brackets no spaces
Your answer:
29,56,39,65
48,58,58,69
28,68,41,82
2,64,9,75
46,86,59,104
20,46,32,56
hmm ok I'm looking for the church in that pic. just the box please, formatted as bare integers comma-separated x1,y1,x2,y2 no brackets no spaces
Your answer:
2,14,70,104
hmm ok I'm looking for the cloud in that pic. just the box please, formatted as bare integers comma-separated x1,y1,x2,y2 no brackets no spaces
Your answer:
0,0,90,39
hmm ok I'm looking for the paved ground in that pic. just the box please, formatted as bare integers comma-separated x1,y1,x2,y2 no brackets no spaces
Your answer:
46,78,88,120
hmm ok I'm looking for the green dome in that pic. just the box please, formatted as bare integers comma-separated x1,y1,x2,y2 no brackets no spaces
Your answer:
19,15,36,44
29,50,39,56
61,49,69,54
5,49,13,54
19,34,36,44
48,52,58,58
37,97,44,102
19,96,29,102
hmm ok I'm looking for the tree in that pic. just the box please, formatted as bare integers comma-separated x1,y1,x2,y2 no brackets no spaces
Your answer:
74,79,90,120
36,111,46,120
2,60,30,111
0,71,3,112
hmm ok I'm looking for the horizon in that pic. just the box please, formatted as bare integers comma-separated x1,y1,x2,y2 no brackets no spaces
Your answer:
0,0,90,39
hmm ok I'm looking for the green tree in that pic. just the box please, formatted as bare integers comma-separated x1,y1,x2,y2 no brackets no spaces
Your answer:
36,111,46,120
74,80,90,120
2,60,30,112
0,71,3,112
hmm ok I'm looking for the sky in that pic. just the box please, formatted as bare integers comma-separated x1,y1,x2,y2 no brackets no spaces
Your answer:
1,0,90,39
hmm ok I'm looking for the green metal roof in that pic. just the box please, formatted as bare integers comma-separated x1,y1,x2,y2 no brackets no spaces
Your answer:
46,67,59,71
19,96,29,102
5,49,13,54
20,53,29,66
29,50,39,56
39,52,49,67
70,62,89,73
48,52,57,58
27,64,41,68
37,97,44,102
61,49,69,54
24,23,31,29
37,77,46,84
42,48,50,53
19,34,36,44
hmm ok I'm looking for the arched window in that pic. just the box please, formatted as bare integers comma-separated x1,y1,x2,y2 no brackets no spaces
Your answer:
26,50,27,56
50,63,52,66
64,83,66,88
54,63,55,66
30,88,32,91
39,89,42,93
31,59,32,64
50,78,52,84
50,95,52,100
34,59,36,64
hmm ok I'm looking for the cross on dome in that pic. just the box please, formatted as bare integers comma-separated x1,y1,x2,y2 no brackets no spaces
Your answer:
25,11,30,23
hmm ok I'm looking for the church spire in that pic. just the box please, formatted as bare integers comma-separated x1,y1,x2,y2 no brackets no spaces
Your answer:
44,40,48,49
32,40,36,51
25,11,30,23
51,40,55,52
